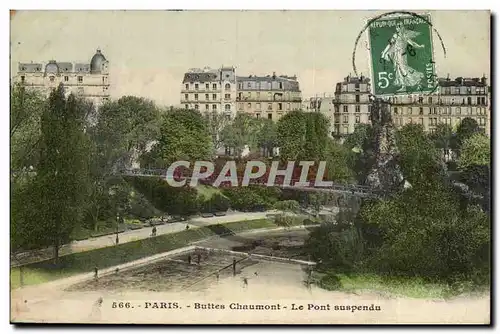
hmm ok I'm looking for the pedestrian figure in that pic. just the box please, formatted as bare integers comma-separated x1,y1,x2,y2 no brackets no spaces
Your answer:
115,268,119,274
115,235,119,245
151,226,157,237
186,224,190,231
254,272,258,276
216,272,220,282
187,254,192,264
242,277,248,288
197,253,201,265
232,258,236,276
94,266,99,280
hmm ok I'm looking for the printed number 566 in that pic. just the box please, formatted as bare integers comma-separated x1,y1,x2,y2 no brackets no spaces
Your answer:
378,72,393,89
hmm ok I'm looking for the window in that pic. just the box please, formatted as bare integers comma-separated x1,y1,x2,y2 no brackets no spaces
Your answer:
212,104,217,110
355,116,360,123
343,115,348,123
343,105,348,113
212,94,217,100
286,103,290,110
481,97,486,105
184,94,188,100
279,82,283,89
205,94,209,100
355,82,360,90
205,83,209,90
420,118,424,125
212,83,217,90
343,126,349,134
194,94,199,101
195,104,199,110
355,105,360,113
256,113,261,119
77,87,84,95
78,76,83,83
278,103,282,111
418,96,423,104
49,76,55,82
20,75,25,83
238,103,243,110
247,82,251,88
225,104,230,112
267,103,272,110
225,83,231,90
428,97,432,104
247,103,251,108
419,107,423,115
225,93,231,100
205,104,209,110
394,107,398,114
195,84,199,90
225,114,231,121
268,113,273,120
456,107,461,114
467,97,472,105
64,76,69,82
256,103,261,110
185,104,189,109
268,92,272,100
256,92,261,98
355,95,360,103
407,107,411,115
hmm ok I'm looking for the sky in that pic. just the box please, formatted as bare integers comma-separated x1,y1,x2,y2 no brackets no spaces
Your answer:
10,10,490,106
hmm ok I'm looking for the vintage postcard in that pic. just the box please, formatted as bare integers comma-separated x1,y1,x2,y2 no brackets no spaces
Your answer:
10,9,491,325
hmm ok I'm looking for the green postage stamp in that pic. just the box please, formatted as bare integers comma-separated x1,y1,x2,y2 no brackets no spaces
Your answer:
367,13,437,97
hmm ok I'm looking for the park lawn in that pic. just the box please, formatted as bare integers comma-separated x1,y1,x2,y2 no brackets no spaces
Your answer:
196,184,226,200
315,272,487,299
11,218,283,290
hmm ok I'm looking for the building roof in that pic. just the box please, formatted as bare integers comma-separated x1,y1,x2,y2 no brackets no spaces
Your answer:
90,49,107,74
438,77,488,87
236,74,298,82
182,72,220,83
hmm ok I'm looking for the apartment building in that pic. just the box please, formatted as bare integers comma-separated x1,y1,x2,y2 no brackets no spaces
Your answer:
180,66,237,120
330,75,490,138
390,76,490,135
13,48,111,107
331,75,372,137
236,73,302,121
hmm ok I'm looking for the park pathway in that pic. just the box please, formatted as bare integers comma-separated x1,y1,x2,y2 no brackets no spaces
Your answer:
11,211,279,267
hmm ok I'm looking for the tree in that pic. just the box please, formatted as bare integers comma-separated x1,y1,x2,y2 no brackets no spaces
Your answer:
10,84,45,171
325,140,354,183
256,119,278,157
94,96,161,170
85,96,161,230
220,113,260,157
360,182,490,280
155,109,213,164
343,123,372,152
36,84,91,262
430,123,453,162
455,117,481,151
276,110,307,160
396,124,443,186
458,133,490,170
204,112,231,154
277,111,330,161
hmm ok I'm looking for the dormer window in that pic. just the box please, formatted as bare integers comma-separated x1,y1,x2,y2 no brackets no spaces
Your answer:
49,76,55,82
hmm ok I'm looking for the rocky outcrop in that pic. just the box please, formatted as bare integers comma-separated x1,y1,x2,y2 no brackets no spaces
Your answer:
365,98,406,194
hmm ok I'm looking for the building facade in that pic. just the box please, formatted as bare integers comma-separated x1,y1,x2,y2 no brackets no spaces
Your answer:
180,66,237,120
330,75,490,138
236,73,302,121
331,75,372,137
180,68,302,121
13,48,110,106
